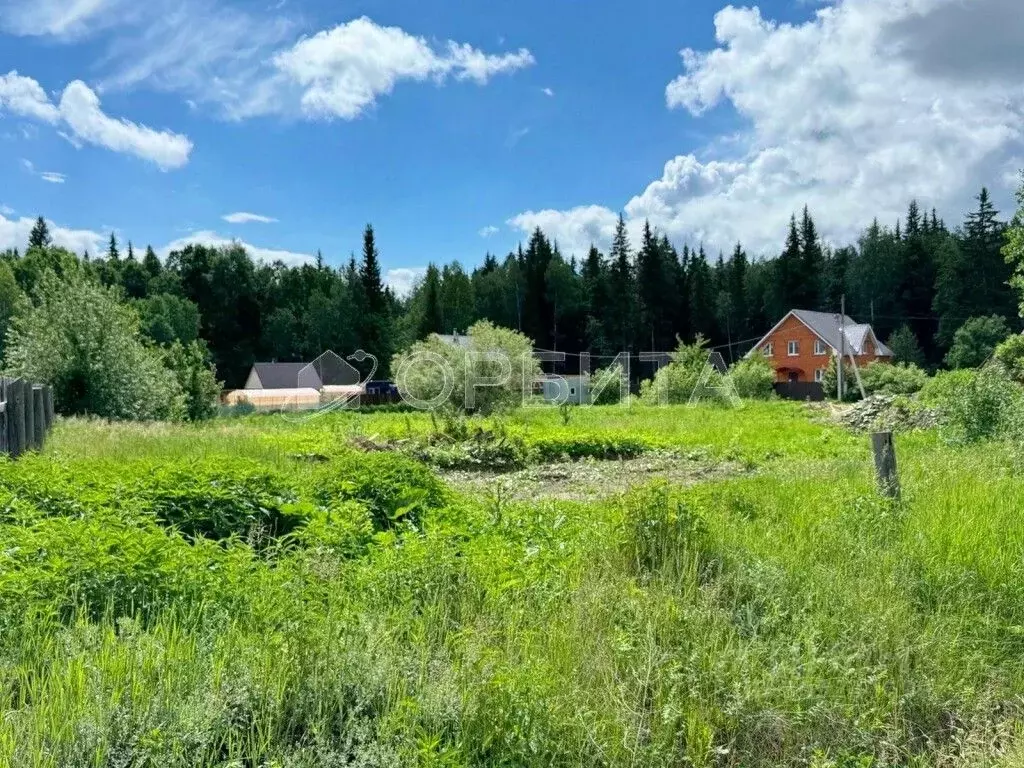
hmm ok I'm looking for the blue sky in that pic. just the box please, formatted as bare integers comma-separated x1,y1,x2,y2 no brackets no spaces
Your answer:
1,0,1022,294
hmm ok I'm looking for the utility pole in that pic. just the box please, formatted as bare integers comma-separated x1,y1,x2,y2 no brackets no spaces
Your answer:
837,295,846,400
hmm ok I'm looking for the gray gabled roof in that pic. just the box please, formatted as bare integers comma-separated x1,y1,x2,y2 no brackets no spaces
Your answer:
748,309,893,358
250,362,322,390
790,310,893,356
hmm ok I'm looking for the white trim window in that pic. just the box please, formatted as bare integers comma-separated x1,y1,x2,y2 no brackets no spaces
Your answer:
814,340,827,356
814,368,825,383
763,343,774,358
787,340,800,356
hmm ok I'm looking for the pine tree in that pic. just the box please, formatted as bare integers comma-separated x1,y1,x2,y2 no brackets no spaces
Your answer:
417,264,444,338
689,245,717,341
727,242,749,341
581,245,608,353
606,214,635,353
963,187,1013,318
357,225,392,374
127,241,136,261
108,233,120,262
776,214,803,309
799,206,823,309
636,220,676,351
28,216,51,249
143,246,162,279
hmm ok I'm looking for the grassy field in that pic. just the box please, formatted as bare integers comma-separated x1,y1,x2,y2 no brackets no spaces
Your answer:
3,402,1024,766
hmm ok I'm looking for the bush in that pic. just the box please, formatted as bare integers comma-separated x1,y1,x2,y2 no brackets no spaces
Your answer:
162,340,221,421
922,366,1023,442
591,364,627,405
994,334,1024,383
728,355,775,399
391,321,542,415
945,315,1013,369
311,452,447,531
640,336,726,405
821,357,860,402
861,362,928,396
5,270,184,421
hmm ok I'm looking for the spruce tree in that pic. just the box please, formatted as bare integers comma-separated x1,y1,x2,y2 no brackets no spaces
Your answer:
799,207,823,309
606,214,635,353
417,264,444,338
108,233,120,262
143,246,162,279
28,216,51,249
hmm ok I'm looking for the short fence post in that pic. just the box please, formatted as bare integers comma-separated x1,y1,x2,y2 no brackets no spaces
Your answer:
7,379,27,459
24,382,36,451
44,386,54,429
0,378,7,455
871,431,900,500
32,386,45,449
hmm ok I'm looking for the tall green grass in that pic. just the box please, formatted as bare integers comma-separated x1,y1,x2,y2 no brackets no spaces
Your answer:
1,404,1023,766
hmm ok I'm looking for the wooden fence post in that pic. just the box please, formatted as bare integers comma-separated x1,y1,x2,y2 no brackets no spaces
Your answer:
0,378,7,456
44,386,54,429
871,431,901,500
32,386,45,449
24,381,36,451
7,379,27,459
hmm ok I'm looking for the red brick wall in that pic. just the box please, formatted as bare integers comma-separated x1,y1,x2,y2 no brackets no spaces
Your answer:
754,315,888,383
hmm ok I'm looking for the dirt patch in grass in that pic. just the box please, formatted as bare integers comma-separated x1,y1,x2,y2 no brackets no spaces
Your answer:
441,451,744,502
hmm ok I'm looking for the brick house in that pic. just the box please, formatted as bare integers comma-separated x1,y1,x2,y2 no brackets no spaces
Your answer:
748,310,894,384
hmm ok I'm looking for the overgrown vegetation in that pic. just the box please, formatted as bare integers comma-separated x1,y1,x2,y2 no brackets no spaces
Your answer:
4,400,1024,765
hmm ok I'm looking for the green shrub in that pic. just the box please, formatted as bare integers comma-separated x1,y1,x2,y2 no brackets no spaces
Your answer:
532,434,647,462
945,315,1013,369
728,355,775,399
5,270,184,421
162,340,221,421
591,364,627,405
312,452,447,530
135,462,305,543
0,512,255,624
822,357,860,402
861,362,928,396
640,336,726,405
923,366,1023,442
391,321,542,414
994,334,1024,383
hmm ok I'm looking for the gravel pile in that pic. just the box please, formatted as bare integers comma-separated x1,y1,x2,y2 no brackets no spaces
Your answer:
839,394,940,433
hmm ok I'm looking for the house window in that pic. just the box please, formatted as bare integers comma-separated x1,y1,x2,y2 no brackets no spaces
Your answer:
814,368,825,383
787,340,800,356
814,340,827,355
763,343,774,358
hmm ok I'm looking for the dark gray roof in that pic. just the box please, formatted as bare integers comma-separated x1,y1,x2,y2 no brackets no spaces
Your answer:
791,310,893,356
250,362,321,390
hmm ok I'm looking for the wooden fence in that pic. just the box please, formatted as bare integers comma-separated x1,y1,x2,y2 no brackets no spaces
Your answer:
0,378,55,459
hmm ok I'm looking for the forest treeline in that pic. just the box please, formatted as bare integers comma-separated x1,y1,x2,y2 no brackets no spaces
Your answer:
0,187,1019,388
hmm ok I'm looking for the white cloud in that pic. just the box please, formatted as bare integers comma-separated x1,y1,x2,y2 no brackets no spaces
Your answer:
512,0,1024,256
0,212,104,254
161,231,313,267
0,71,60,122
478,225,499,238
0,0,130,38
59,80,192,169
1,72,193,169
542,87,554,97
385,267,426,299
21,158,68,184
508,205,621,257
0,204,13,216
270,17,534,120
222,212,278,224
